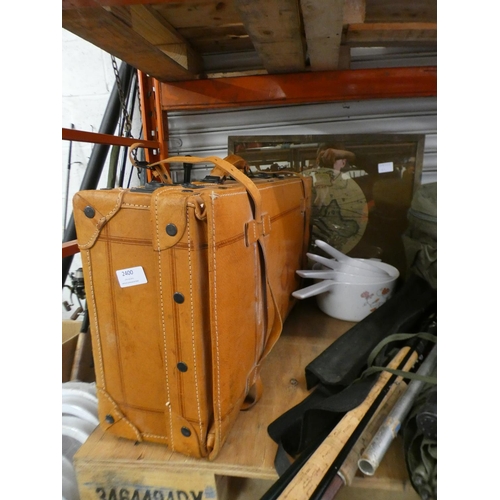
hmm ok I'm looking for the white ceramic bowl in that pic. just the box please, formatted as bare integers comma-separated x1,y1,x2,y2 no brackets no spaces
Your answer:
292,261,399,321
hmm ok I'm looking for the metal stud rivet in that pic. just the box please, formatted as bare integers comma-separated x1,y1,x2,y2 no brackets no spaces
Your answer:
177,362,188,372
84,206,95,218
181,427,191,437
105,414,115,424
166,223,178,236
173,292,185,304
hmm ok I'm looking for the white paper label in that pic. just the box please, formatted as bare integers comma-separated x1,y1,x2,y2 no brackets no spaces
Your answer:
378,161,394,173
116,266,148,288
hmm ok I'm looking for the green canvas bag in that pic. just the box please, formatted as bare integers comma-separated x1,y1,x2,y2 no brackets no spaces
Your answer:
402,182,437,289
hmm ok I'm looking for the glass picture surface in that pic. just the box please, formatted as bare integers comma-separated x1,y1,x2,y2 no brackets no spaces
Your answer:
228,134,425,277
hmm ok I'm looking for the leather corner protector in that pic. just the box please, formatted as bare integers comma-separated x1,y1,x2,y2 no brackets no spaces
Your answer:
73,190,126,249
170,413,207,458
96,388,142,442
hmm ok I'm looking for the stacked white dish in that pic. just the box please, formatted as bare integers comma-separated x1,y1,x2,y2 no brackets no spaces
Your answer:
62,382,98,500
292,240,400,322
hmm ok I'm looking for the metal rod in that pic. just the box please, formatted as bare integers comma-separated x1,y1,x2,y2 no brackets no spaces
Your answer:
357,345,437,476
63,123,74,236
118,71,138,188
62,127,158,148
110,68,136,189
62,61,134,287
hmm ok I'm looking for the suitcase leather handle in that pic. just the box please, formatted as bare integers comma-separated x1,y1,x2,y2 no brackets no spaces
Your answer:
157,155,265,223
128,143,263,220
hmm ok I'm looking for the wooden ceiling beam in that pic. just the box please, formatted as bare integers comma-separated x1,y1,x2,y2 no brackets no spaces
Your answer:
233,0,306,73
63,0,182,8
127,4,203,74
62,5,200,81
344,23,437,47
343,0,366,24
300,0,345,71
160,66,437,111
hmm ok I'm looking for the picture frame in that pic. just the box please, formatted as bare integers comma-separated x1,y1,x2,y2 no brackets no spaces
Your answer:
228,134,426,276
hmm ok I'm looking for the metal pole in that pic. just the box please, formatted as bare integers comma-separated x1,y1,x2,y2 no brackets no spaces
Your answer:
63,123,75,236
62,62,134,287
118,71,138,188
357,344,437,476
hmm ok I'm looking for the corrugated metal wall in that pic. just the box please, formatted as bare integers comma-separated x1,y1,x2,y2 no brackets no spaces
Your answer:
166,96,437,185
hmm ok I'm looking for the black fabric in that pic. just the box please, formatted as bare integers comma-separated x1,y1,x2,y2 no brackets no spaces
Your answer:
267,274,437,473
305,273,437,389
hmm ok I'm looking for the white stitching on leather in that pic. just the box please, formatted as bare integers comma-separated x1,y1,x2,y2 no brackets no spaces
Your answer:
84,249,105,388
211,193,222,450
121,203,150,209
143,433,168,440
187,207,204,440
155,193,175,451
96,388,142,441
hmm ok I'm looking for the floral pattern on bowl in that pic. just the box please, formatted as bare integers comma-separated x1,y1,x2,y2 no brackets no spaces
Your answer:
361,287,392,312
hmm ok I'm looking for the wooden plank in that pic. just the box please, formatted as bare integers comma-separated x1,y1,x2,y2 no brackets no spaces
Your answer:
152,2,254,54
178,25,254,54
160,66,437,111
129,4,203,73
344,22,437,47
300,0,345,71
364,0,436,23
76,460,223,500
152,0,244,30
234,0,306,73
63,0,187,8
62,6,199,82
343,0,366,24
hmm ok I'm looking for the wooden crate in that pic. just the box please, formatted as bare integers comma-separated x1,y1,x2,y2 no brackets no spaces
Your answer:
74,299,419,500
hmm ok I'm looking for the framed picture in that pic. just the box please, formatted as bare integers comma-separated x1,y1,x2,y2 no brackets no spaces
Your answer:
228,134,425,276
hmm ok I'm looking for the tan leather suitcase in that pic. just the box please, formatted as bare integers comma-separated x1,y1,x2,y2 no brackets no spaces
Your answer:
73,154,311,459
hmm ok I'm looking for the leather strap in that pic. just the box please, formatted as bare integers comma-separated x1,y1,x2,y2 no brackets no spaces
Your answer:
128,143,173,185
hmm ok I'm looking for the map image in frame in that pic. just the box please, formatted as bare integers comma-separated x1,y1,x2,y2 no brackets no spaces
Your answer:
302,167,369,254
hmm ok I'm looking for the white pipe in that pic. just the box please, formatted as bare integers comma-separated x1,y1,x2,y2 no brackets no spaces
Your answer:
357,345,437,476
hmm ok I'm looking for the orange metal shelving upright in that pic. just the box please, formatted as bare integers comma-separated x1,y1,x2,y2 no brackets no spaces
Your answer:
61,70,168,258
